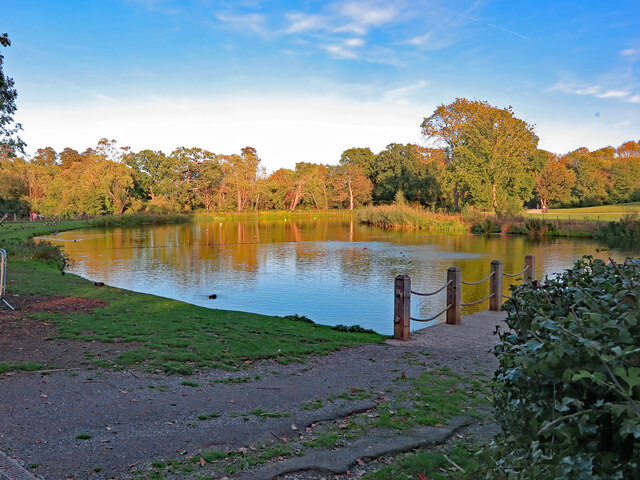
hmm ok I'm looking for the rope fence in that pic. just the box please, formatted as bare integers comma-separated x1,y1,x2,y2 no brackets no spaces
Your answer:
393,255,535,341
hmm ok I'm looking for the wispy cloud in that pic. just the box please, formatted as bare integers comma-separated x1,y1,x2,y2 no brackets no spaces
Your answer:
620,48,639,56
435,7,530,41
383,80,430,103
550,80,639,103
215,12,269,36
123,0,181,16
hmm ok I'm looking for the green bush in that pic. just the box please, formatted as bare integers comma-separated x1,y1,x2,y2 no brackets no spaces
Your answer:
471,218,501,234
524,218,558,236
4,239,68,270
332,324,377,334
597,214,640,245
485,257,640,479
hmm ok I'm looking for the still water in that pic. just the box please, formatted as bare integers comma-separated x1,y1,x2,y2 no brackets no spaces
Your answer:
41,216,638,334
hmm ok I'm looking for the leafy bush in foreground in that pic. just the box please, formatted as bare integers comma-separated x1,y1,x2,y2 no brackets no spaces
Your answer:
485,256,640,479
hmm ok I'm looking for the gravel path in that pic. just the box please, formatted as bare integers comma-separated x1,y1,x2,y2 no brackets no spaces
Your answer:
0,311,506,480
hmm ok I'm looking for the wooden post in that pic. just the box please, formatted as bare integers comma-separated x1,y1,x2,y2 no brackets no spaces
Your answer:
524,255,535,283
446,267,461,325
394,275,411,341
490,260,503,311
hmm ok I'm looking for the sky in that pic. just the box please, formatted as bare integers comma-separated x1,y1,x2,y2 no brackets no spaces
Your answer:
3,0,640,171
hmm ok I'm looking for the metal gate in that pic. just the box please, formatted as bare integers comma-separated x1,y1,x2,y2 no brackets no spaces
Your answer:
0,249,14,310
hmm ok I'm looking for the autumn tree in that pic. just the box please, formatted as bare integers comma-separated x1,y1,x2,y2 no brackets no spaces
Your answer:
534,154,576,208
331,163,372,210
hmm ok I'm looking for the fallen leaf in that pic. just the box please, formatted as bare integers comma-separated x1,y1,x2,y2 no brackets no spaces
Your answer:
40,394,48,398
199,457,206,467
434,423,444,428
237,447,249,454
290,424,298,430
356,458,364,465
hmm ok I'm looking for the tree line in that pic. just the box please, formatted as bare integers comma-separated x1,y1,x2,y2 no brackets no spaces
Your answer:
1,102,639,217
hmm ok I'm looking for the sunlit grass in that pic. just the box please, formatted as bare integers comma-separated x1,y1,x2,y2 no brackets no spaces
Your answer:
526,202,640,221
357,205,468,233
8,260,383,373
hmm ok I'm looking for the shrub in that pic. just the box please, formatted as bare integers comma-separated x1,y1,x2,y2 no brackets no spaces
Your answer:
471,218,501,234
284,314,314,324
484,257,640,479
332,324,377,334
524,218,558,236
597,214,640,245
5,239,68,270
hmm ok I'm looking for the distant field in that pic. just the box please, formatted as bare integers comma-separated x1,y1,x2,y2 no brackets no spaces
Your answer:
527,202,640,221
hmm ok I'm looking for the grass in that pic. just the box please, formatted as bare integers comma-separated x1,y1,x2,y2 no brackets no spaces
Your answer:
75,434,92,440
0,362,44,374
527,201,640,221
197,412,221,421
357,204,468,233
1,220,384,374
363,439,484,480
180,381,199,387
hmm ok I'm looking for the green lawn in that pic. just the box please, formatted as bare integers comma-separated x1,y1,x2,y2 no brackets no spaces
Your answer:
1,220,383,373
527,202,640,221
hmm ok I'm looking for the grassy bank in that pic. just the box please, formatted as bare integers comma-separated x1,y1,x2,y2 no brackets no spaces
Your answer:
357,205,468,233
526,201,640,221
1,220,383,373
193,209,351,222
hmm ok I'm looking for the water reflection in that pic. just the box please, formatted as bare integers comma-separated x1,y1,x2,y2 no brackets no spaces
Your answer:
42,217,638,334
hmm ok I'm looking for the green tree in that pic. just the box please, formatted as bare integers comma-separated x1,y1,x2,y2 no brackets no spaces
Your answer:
565,148,612,206
0,34,25,154
340,147,377,179
423,99,542,214
224,147,260,212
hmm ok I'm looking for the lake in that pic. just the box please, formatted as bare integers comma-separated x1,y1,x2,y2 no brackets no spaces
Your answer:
40,215,638,334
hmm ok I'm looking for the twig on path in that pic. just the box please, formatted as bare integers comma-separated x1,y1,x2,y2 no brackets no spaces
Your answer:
270,431,287,443
444,454,465,472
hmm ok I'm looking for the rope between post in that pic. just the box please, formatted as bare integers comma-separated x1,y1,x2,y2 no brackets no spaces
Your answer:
461,271,494,285
411,280,452,297
503,265,529,277
461,293,495,306
410,304,451,322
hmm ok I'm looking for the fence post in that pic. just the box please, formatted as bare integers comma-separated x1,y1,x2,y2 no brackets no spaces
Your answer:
394,275,411,341
490,260,503,311
446,267,461,325
524,255,535,283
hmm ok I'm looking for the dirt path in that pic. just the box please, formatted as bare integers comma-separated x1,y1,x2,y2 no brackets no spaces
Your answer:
0,311,506,480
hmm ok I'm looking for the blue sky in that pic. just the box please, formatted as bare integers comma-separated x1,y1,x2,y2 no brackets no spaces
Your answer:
3,0,640,170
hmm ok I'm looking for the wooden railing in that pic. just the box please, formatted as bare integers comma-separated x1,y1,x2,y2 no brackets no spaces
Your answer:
393,255,535,341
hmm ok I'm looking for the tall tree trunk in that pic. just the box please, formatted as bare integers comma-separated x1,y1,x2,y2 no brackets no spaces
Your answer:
492,182,498,212
348,179,354,210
